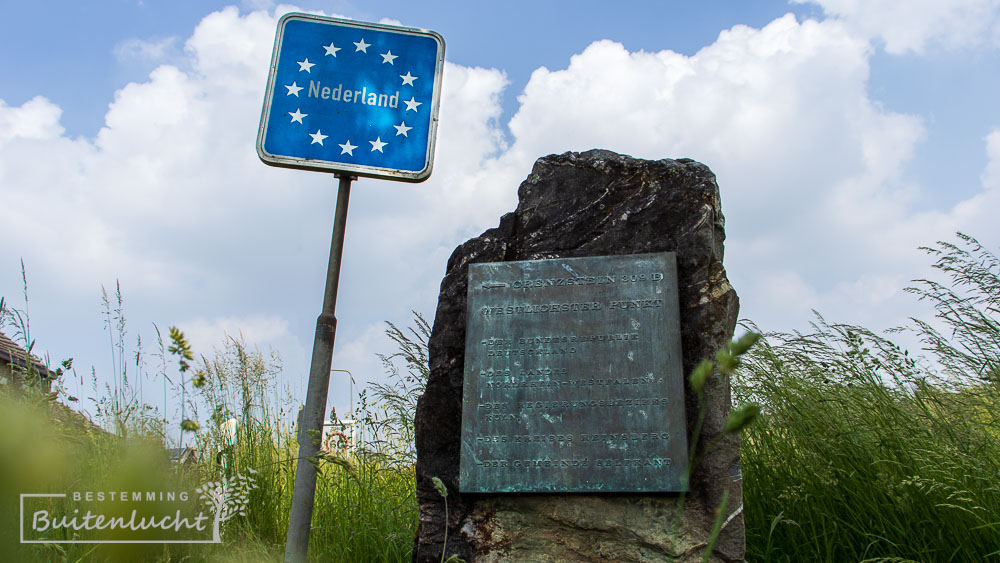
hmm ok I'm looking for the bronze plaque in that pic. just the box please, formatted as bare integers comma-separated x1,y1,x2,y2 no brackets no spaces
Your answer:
459,252,688,493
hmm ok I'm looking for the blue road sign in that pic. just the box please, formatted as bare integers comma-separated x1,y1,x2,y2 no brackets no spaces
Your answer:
257,13,445,182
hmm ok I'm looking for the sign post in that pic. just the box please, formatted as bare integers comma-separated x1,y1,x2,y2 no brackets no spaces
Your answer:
256,12,444,563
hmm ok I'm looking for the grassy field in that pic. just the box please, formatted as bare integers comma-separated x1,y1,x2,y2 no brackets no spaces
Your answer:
3,233,1000,562
1,295,425,562
0,390,418,563
736,234,1000,562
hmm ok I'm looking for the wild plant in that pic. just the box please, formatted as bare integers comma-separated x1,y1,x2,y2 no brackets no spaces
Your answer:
191,334,293,546
303,313,429,561
906,232,1000,421
0,261,71,396
167,326,205,448
93,281,163,438
736,233,1000,562
672,332,761,562
360,311,430,466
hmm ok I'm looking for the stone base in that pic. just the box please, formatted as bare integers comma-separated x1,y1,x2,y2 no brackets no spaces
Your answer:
414,150,742,562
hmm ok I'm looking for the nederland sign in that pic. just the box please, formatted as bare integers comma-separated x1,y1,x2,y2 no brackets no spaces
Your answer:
257,13,445,182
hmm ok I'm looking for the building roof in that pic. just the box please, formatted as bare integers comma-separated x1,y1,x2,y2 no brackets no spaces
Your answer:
167,446,198,465
0,329,53,380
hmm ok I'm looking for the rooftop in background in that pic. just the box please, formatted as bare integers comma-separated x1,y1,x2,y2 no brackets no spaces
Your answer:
0,329,54,384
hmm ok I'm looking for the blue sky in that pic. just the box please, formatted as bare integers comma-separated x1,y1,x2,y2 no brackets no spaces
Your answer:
2,0,999,438
2,1,819,137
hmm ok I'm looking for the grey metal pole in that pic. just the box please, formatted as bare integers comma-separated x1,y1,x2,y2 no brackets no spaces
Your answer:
284,174,353,563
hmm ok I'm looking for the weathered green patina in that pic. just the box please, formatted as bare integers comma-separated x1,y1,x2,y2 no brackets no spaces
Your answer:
459,252,688,493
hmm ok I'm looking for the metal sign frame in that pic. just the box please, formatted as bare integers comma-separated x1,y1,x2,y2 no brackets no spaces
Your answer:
256,13,445,182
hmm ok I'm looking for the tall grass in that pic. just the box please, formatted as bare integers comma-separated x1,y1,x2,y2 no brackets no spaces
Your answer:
736,233,1000,562
11,232,1000,562
0,391,215,562
185,323,423,562
2,285,423,562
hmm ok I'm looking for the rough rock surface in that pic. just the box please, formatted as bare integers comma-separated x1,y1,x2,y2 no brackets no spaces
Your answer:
413,150,742,562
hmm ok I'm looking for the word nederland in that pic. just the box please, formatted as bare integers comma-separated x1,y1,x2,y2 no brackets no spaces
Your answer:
308,80,399,108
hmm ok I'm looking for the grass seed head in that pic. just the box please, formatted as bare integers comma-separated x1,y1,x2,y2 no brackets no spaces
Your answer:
690,359,714,394
431,476,448,498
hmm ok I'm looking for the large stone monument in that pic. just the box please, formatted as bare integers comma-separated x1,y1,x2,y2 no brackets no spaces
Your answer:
414,150,742,562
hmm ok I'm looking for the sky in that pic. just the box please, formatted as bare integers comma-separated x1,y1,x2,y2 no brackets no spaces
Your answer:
1,0,999,439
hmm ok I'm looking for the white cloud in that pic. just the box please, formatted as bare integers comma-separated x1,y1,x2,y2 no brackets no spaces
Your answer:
4,5,1000,425
241,0,276,11
330,322,393,390
793,0,1000,53
182,314,296,356
0,96,64,142
982,129,1000,191
944,128,1000,241
184,6,278,89
490,12,1000,335
503,15,888,214
0,5,513,416
114,36,181,63
500,16,922,273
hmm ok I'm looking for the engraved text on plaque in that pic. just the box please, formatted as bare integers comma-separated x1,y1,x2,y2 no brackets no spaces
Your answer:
459,252,688,493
